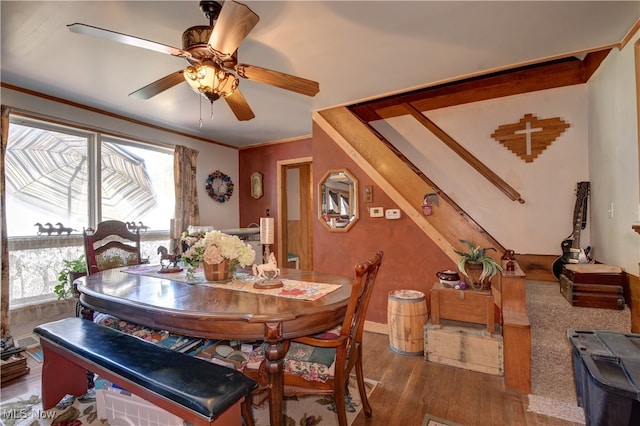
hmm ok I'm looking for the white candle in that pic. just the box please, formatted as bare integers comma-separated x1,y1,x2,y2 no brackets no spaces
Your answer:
260,217,274,244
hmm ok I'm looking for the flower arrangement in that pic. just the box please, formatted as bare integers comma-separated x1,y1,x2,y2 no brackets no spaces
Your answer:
181,230,256,277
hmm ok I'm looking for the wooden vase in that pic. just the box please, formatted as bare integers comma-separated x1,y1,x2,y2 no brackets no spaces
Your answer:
465,261,491,291
203,259,231,281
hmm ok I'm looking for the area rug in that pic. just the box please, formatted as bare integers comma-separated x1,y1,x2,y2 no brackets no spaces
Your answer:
526,280,631,424
422,413,463,426
252,375,378,426
25,346,43,363
0,376,377,426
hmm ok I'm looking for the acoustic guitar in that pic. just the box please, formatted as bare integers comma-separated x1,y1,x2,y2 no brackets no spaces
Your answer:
552,181,592,279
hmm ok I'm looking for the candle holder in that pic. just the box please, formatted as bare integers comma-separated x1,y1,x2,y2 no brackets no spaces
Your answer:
254,217,282,289
259,217,274,263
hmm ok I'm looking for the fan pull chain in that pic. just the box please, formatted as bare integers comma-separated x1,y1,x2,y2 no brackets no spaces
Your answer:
199,96,203,128
210,101,214,119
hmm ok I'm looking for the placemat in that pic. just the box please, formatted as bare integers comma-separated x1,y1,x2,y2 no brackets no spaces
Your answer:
123,264,341,301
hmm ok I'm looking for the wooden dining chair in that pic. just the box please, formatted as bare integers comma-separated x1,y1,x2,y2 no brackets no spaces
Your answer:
245,250,384,426
80,220,142,322
83,220,142,275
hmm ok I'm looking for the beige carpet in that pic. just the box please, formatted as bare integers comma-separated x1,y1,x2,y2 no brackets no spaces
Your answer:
526,280,631,423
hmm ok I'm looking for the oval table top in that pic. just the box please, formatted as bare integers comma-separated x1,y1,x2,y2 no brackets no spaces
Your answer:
76,266,354,341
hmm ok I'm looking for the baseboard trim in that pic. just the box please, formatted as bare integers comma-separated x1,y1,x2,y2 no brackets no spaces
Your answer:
364,320,388,335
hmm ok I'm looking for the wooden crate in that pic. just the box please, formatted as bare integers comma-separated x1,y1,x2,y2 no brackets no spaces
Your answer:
424,321,503,376
559,273,625,309
562,264,622,285
430,283,495,333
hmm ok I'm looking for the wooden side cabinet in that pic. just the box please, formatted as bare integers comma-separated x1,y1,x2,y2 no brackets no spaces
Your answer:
430,283,495,333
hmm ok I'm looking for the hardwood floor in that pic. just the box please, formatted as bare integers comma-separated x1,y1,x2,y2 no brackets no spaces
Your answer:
1,332,582,426
352,332,583,426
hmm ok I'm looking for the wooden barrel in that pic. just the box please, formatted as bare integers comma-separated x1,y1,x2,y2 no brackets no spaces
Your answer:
387,290,428,355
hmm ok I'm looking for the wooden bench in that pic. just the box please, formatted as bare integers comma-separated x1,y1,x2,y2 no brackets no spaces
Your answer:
34,317,258,426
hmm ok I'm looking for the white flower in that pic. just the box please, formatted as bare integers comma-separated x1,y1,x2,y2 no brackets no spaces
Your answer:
182,230,256,268
203,246,224,264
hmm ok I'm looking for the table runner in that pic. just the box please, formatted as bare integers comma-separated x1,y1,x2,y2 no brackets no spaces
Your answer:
123,264,341,301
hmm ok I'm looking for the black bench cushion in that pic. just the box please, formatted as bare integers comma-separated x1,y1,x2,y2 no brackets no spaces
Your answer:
34,317,257,421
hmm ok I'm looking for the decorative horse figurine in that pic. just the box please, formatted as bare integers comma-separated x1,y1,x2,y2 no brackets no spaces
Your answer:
252,252,280,279
43,223,55,236
34,223,49,236
55,222,75,235
157,246,180,269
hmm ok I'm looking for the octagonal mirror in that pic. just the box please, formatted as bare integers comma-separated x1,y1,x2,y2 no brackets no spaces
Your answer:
318,169,358,232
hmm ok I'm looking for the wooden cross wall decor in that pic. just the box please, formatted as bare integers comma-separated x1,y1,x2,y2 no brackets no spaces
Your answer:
491,113,570,163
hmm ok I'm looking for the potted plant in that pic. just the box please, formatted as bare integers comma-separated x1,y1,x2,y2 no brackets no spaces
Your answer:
54,255,87,300
454,239,502,290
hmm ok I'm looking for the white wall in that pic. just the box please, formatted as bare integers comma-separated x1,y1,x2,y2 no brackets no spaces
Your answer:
373,85,589,255
1,87,239,230
588,33,640,275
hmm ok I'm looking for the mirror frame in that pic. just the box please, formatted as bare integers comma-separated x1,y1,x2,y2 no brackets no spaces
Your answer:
318,168,359,232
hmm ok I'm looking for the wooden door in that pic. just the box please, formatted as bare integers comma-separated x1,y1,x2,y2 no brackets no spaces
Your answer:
278,159,312,270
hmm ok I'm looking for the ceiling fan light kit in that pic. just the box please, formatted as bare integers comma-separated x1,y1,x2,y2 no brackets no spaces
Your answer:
67,0,319,123
184,62,238,102
181,25,214,59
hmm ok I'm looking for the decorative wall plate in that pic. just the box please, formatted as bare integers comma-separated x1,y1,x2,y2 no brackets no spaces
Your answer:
206,170,234,203
250,171,263,199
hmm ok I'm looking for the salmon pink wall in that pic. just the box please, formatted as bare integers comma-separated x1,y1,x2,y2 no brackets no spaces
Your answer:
238,139,312,248
238,128,456,325
312,123,455,324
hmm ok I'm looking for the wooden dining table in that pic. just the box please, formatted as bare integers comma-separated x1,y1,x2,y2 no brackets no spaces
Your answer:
76,266,353,426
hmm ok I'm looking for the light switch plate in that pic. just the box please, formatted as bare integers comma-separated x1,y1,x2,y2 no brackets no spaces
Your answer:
385,209,401,219
370,207,384,218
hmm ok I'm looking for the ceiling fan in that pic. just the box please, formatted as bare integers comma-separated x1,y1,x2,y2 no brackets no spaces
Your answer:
67,0,320,122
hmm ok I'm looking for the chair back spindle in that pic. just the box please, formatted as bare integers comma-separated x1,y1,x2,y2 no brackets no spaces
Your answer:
340,251,383,374
83,220,142,275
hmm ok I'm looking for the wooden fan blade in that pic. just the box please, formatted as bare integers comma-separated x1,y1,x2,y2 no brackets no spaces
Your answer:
236,64,319,96
224,89,255,121
207,2,259,55
129,71,185,100
68,23,192,60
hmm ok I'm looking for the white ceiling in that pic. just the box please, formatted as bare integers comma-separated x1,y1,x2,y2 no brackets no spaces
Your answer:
2,1,638,148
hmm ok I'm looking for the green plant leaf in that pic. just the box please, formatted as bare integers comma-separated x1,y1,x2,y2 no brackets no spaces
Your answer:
454,239,502,281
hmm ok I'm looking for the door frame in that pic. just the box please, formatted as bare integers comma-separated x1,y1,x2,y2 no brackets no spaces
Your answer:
276,157,313,269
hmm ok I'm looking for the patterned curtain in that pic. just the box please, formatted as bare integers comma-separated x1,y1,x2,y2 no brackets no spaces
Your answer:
1,106,12,338
173,145,199,253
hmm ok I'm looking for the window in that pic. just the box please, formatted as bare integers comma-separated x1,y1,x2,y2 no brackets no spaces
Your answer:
5,115,175,306
100,137,174,230
5,121,92,236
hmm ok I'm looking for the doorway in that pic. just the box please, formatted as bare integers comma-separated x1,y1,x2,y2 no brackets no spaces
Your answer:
277,158,312,270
